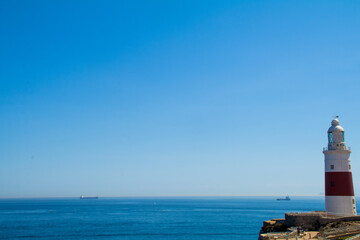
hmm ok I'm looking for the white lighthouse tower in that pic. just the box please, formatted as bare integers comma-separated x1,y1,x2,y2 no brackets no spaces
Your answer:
323,117,357,216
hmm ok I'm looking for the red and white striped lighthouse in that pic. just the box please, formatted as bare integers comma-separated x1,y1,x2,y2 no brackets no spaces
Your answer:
323,118,357,216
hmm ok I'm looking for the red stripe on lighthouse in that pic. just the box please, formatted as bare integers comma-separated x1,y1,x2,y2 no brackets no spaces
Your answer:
325,172,354,196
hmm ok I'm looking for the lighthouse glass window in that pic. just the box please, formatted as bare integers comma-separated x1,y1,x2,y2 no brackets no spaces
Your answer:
328,133,333,143
342,132,345,142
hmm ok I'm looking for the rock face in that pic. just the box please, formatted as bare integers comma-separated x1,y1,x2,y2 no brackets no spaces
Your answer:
320,221,360,238
259,212,360,240
259,219,288,235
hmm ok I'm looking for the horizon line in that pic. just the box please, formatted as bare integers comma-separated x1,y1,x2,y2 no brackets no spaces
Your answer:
0,194,328,199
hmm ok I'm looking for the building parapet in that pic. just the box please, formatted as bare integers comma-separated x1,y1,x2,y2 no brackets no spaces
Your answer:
323,146,351,152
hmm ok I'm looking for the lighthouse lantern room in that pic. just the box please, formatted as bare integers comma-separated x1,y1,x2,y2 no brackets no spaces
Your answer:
323,117,357,216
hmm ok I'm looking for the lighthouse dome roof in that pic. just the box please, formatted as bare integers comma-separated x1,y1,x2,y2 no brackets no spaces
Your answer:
328,118,344,133
331,119,340,126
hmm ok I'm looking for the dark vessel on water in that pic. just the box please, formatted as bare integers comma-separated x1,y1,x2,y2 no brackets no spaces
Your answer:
276,196,290,201
80,195,98,199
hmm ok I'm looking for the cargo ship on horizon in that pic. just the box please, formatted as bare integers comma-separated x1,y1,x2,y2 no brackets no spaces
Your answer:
80,195,98,199
276,196,290,201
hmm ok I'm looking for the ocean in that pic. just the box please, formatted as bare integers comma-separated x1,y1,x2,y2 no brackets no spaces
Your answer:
0,197,329,240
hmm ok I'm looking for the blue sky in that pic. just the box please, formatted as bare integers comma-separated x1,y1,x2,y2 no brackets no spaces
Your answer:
1,0,360,197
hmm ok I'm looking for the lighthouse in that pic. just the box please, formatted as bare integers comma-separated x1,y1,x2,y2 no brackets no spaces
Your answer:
323,118,357,216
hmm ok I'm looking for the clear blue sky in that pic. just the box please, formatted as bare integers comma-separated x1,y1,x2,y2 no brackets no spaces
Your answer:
1,0,360,198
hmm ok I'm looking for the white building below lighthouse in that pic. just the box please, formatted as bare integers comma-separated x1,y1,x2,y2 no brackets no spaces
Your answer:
323,118,357,216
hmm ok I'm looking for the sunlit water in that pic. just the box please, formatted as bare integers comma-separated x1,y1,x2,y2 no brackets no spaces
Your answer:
0,197,329,240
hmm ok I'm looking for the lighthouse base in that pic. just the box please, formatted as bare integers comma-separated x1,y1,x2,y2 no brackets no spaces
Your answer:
325,196,357,216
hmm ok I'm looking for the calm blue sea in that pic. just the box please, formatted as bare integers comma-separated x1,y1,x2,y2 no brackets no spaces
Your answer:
0,197,330,240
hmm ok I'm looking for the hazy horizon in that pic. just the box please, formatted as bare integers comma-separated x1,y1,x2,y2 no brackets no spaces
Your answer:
0,195,327,199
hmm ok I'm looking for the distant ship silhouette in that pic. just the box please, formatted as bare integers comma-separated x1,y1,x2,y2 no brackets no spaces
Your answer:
80,195,98,199
276,196,290,201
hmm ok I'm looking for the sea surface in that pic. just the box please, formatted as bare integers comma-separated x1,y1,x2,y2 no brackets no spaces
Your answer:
0,197,333,240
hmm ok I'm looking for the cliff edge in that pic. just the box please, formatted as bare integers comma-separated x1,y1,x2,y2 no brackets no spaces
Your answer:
259,212,360,240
